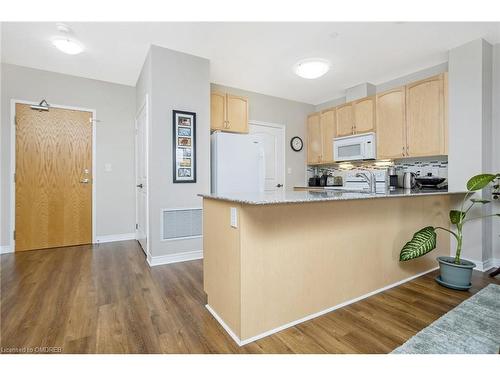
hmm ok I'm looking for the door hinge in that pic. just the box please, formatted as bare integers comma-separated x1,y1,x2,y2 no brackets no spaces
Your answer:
13,230,16,240
13,173,16,183
14,115,17,125
136,223,138,230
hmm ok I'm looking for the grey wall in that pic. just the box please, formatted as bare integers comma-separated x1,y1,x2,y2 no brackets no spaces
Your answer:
145,45,210,258
493,44,500,261
211,83,315,188
315,62,449,111
1,63,136,247
448,39,494,266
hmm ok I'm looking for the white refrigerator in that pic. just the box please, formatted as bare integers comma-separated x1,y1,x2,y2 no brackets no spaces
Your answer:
211,132,265,194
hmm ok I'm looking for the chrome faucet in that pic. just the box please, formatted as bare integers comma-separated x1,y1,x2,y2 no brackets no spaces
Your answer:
356,170,377,193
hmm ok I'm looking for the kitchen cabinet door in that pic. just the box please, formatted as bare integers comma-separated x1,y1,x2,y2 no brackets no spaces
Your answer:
406,74,446,157
226,94,249,133
307,113,322,164
320,109,336,163
376,88,406,159
336,103,354,137
210,92,226,131
353,96,376,133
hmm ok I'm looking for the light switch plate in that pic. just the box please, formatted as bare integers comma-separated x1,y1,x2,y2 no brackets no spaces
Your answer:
230,207,238,228
104,163,112,172
287,167,292,175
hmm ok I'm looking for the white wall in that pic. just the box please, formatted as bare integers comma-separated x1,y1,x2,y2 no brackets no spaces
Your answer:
141,45,210,258
211,83,315,188
448,39,494,266
1,63,137,247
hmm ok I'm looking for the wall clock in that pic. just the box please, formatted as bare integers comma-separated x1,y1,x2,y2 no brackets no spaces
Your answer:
290,136,303,152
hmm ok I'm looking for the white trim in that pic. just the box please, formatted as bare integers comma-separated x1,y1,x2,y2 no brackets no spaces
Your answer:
205,305,242,345
10,100,97,252
147,250,203,267
135,94,150,258
248,120,286,190
1,246,13,254
95,233,136,244
461,257,500,272
206,266,439,346
160,207,203,242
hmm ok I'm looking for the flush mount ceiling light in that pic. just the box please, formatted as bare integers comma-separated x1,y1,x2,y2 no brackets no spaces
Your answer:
293,58,331,79
52,37,84,55
51,23,84,55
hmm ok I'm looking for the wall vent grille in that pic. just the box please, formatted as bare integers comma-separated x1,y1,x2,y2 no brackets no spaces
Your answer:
162,208,202,240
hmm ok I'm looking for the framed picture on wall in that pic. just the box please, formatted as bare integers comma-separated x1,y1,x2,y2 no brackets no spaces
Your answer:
172,110,196,183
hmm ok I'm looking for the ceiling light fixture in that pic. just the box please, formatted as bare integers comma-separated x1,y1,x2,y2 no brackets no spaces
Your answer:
52,37,84,55
51,23,84,55
293,58,331,79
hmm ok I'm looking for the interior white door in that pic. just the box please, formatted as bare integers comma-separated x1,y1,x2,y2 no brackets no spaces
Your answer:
249,123,285,191
135,99,148,254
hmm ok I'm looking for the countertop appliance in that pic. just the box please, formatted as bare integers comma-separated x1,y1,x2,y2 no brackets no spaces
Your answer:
333,132,376,162
308,176,320,187
211,132,265,194
326,175,343,186
387,166,398,191
403,172,417,189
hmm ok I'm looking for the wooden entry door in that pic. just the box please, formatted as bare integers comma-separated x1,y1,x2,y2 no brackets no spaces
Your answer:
15,103,93,251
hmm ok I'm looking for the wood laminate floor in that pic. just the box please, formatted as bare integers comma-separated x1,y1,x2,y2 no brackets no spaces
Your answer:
1,240,498,354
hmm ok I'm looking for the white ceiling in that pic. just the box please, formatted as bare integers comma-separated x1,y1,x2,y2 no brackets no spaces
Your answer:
2,22,500,105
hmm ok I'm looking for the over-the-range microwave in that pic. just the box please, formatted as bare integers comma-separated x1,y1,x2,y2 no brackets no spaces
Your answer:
333,132,376,162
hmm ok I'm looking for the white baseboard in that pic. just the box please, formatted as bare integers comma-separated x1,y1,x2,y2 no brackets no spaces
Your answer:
206,266,439,346
95,233,136,244
147,250,203,267
461,257,499,272
0,245,13,254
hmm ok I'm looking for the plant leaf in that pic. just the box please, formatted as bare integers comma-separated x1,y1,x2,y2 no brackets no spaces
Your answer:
449,210,466,224
399,226,437,261
466,174,496,191
470,198,491,204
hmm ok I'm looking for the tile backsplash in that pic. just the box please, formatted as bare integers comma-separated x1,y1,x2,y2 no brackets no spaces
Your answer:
306,156,448,182
394,156,448,178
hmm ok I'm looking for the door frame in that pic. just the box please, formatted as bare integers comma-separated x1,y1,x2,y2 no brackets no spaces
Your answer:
248,120,286,190
135,94,150,257
9,99,97,251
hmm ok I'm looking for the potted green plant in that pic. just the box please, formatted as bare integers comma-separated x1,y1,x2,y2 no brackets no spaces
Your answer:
399,173,500,290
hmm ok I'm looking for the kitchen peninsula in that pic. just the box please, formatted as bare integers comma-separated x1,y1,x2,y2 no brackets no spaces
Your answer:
201,189,463,345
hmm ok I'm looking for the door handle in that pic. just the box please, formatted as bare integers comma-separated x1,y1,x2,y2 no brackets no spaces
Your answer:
136,184,143,188
80,178,90,184
276,184,283,188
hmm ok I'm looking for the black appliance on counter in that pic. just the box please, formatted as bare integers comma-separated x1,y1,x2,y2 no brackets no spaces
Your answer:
308,176,321,187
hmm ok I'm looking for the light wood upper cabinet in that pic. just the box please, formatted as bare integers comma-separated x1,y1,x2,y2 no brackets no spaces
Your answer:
307,113,322,164
336,104,354,137
353,96,376,133
406,73,447,157
210,92,226,131
320,109,336,163
210,92,248,133
226,94,249,133
376,88,406,159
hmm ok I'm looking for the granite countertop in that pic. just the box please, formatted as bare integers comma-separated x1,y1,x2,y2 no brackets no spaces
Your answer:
199,189,465,205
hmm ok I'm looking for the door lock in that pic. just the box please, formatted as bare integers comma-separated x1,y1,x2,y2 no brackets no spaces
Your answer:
136,184,144,188
276,184,283,188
